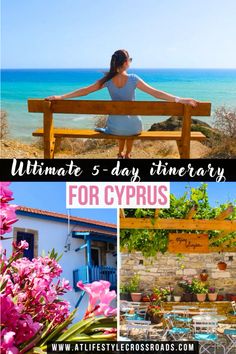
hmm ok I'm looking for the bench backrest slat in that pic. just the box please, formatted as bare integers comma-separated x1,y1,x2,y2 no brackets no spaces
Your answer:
28,99,211,116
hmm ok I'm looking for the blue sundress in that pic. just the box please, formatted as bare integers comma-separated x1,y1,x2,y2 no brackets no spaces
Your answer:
95,73,143,136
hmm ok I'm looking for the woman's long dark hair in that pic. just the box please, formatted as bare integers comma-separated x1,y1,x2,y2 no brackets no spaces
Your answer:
99,49,130,87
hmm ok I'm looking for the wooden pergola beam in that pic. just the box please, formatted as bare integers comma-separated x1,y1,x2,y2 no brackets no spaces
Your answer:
215,205,234,220
219,237,236,247
209,237,236,252
120,218,236,232
186,206,198,219
154,209,160,218
120,209,125,218
209,231,233,245
209,246,236,253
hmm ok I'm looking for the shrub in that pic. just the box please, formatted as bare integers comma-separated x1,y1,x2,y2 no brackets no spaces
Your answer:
206,106,236,158
0,111,9,139
214,106,236,138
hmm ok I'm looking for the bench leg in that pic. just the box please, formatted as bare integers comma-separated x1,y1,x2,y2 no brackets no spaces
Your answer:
43,101,55,159
44,137,55,159
180,105,192,159
176,141,183,158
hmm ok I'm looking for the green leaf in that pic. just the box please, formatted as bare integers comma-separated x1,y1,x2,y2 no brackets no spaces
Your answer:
56,317,97,341
31,347,46,354
0,279,8,292
39,309,76,347
121,184,236,257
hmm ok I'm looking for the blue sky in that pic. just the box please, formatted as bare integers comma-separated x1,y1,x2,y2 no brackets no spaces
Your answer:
10,182,235,224
2,0,236,69
170,182,236,205
11,182,117,224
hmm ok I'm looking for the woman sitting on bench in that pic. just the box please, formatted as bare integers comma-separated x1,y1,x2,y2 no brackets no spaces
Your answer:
46,49,197,159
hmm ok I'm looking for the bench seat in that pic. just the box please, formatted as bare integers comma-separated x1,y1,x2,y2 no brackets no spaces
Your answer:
33,128,206,141
28,99,211,158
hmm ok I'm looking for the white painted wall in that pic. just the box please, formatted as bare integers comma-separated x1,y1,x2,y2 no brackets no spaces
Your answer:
3,214,117,320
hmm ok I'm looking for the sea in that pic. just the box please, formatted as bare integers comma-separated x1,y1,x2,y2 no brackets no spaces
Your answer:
1,68,236,141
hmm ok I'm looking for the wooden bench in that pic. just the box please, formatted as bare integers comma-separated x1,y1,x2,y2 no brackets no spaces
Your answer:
28,99,211,159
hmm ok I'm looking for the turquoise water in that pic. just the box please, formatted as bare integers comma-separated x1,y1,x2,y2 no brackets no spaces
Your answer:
1,69,236,141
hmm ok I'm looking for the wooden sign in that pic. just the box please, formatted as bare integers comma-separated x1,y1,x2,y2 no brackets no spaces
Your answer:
168,233,209,253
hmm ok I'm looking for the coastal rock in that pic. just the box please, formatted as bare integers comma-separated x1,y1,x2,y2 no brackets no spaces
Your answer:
149,116,219,140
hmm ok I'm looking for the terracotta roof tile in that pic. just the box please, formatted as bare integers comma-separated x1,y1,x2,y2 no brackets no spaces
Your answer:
17,206,116,229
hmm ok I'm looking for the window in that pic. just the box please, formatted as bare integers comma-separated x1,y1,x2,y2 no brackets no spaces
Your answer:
91,248,101,266
13,228,38,260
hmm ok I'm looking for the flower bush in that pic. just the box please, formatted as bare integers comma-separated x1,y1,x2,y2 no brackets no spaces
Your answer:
0,242,72,353
0,182,117,353
150,287,171,304
148,304,162,316
178,276,209,294
0,182,18,238
120,274,140,293
208,287,216,294
161,286,174,296
191,278,208,294
178,276,195,293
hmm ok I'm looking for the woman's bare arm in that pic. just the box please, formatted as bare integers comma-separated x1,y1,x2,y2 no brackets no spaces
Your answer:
137,79,198,107
45,81,104,100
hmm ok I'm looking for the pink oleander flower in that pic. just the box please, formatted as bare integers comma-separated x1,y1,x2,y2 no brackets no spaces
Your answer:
0,243,7,261
14,314,42,345
0,330,18,354
0,182,18,238
0,294,41,351
1,204,18,236
12,240,29,251
103,328,117,335
0,182,14,204
0,295,20,328
77,280,117,318
1,242,72,350
61,278,72,291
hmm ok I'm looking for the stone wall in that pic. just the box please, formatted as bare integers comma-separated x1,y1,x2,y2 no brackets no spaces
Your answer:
121,251,236,294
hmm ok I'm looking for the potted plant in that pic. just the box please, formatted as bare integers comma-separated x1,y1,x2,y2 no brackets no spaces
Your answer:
151,286,174,302
217,288,225,301
141,293,151,302
120,283,132,301
164,286,174,302
172,283,183,302
208,287,218,301
147,304,162,324
129,274,142,302
217,261,227,270
173,294,182,302
191,278,208,302
147,287,166,323
200,269,208,281
178,276,195,302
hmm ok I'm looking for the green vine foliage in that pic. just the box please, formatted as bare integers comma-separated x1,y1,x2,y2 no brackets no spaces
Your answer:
120,184,236,257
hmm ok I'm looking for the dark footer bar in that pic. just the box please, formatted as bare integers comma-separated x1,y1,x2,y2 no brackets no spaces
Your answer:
47,341,199,354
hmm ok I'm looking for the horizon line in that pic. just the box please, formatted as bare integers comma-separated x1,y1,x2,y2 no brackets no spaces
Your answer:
1,67,236,70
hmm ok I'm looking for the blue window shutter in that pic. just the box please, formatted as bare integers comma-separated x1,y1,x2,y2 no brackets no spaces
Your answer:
16,232,34,260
